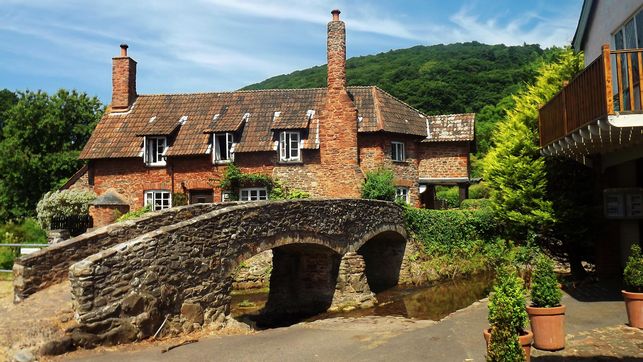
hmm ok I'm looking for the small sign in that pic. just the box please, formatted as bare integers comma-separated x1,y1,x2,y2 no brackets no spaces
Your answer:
604,188,643,219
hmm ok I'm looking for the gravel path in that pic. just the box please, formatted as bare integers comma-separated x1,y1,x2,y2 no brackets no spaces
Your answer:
0,280,75,361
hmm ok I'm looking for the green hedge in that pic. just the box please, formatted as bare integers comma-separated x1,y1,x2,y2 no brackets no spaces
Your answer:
460,198,493,210
0,219,48,270
404,206,498,255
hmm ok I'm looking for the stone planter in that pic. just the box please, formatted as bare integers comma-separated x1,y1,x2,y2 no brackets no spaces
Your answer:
526,305,566,351
484,328,533,362
622,290,643,328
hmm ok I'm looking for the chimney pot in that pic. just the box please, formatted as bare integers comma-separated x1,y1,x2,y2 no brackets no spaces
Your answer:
331,9,340,21
120,44,129,57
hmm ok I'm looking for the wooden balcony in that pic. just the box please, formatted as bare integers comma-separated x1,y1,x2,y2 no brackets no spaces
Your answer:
539,45,643,159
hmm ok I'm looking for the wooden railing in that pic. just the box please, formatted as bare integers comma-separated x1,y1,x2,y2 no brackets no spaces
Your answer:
539,45,643,147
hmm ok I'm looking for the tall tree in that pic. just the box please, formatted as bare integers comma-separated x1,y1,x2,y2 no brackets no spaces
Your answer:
483,48,583,240
0,89,18,139
0,90,103,222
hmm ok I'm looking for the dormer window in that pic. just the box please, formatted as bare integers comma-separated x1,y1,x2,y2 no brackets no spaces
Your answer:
213,132,234,163
144,136,167,166
391,141,405,162
279,131,301,162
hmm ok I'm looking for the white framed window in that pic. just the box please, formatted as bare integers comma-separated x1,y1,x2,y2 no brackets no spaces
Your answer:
391,141,405,162
213,132,234,163
396,187,410,204
239,187,268,201
222,191,233,202
144,136,167,166
612,9,643,111
144,190,172,210
279,131,301,162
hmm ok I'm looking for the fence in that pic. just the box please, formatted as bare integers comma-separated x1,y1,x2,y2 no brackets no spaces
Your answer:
50,214,93,236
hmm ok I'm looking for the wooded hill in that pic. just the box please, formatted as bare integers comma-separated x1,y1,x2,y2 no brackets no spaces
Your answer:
243,42,560,156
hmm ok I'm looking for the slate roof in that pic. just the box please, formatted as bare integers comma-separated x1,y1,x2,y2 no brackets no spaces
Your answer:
80,86,474,159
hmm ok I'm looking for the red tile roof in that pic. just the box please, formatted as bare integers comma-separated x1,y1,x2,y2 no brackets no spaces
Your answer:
80,86,474,159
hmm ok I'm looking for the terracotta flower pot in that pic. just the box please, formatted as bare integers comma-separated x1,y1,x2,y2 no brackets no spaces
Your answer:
483,328,533,362
622,290,643,329
526,305,566,351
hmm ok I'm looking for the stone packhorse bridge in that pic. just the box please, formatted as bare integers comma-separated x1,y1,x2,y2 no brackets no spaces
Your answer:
64,199,407,345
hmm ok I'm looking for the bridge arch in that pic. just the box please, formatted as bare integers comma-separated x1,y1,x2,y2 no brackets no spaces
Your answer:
68,199,406,343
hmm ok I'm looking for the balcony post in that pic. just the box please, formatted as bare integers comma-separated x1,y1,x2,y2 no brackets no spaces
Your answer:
601,44,614,114
562,81,568,135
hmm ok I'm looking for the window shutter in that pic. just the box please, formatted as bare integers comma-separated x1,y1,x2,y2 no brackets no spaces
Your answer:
227,133,234,160
280,132,286,160
143,137,148,164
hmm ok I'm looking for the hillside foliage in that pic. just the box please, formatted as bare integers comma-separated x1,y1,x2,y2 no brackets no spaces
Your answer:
245,42,560,159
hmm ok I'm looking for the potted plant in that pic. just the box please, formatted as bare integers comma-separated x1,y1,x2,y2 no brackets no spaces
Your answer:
527,254,565,350
485,265,533,362
622,244,643,328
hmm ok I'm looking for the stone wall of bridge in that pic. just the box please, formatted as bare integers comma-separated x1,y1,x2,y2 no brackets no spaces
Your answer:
67,199,406,346
13,202,240,303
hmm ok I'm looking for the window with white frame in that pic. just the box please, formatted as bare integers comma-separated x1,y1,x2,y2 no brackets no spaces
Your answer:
144,190,171,210
396,187,410,204
239,187,268,201
613,9,643,111
144,136,167,166
222,191,233,202
391,141,405,162
213,132,234,163
279,131,301,162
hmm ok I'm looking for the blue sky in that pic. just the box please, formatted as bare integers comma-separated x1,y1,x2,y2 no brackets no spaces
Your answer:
0,0,583,103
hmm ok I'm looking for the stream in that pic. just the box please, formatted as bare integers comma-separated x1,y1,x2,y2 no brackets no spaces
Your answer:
230,272,494,329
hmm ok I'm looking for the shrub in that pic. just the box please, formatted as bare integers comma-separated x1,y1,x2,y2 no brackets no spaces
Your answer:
530,254,562,307
488,265,528,332
460,199,493,210
0,219,48,270
404,206,498,255
361,168,395,201
36,189,96,229
487,311,526,362
469,182,490,199
217,164,275,200
624,244,643,293
270,180,310,200
436,186,460,208
172,193,188,206
486,265,528,361
116,206,151,222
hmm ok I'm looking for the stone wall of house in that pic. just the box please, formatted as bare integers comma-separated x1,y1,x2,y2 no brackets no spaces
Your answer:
359,133,421,206
417,142,470,179
13,203,238,303
67,199,406,345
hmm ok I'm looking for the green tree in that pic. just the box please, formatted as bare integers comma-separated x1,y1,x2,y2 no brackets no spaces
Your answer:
0,89,18,139
482,49,583,240
0,90,103,222
361,168,395,201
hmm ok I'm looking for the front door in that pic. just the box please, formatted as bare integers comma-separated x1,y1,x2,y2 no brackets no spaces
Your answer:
189,189,214,204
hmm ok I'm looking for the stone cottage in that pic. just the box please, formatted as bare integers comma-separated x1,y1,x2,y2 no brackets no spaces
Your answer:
70,9,475,226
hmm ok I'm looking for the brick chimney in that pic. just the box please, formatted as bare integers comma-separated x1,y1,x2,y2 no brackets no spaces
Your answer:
111,44,137,112
319,9,362,198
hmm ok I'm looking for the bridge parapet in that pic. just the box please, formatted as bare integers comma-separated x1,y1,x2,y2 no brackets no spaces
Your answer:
13,202,241,303
68,199,406,345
